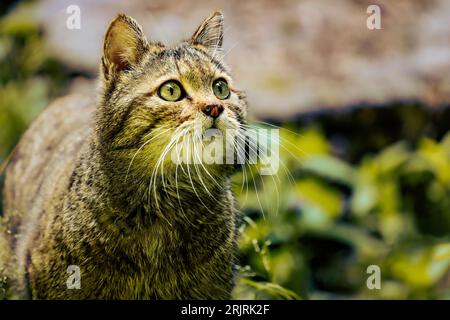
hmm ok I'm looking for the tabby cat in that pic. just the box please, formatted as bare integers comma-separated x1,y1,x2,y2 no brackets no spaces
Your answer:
0,11,247,299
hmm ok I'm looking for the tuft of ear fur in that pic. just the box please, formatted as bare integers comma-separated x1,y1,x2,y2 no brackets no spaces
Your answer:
191,11,224,53
102,14,148,80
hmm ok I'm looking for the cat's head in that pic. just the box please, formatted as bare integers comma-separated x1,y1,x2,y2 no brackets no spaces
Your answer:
96,12,247,186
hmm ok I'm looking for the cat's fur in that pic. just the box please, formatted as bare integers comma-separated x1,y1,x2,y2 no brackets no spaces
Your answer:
0,12,247,299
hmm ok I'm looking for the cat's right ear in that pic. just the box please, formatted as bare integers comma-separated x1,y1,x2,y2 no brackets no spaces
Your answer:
191,11,224,53
102,14,148,80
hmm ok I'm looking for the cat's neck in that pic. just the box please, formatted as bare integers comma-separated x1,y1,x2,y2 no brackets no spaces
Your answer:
68,135,231,229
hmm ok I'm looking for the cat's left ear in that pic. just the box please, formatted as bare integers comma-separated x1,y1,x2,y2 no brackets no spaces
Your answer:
102,14,149,80
191,11,224,53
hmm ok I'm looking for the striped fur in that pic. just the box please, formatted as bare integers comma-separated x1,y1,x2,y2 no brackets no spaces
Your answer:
0,12,247,299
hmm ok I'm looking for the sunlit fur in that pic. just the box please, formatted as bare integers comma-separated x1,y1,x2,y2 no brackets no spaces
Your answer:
0,12,247,299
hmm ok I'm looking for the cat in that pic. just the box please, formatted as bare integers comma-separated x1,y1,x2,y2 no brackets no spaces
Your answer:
0,11,248,299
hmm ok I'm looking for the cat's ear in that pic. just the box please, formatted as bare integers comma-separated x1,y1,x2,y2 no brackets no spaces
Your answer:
102,14,148,80
191,11,224,52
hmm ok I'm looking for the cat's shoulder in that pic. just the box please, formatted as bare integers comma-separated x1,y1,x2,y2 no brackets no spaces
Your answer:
2,93,96,217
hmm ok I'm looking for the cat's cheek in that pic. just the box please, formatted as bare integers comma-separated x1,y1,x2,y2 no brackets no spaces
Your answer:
177,106,196,122
223,105,242,122
227,93,240,105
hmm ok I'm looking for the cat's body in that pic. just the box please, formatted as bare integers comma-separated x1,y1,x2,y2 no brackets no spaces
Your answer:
0,12,246,299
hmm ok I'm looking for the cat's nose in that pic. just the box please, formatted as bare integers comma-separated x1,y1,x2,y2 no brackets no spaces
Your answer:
202,104,224,119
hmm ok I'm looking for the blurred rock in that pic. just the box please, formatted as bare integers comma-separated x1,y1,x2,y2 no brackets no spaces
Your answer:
32,0,450,118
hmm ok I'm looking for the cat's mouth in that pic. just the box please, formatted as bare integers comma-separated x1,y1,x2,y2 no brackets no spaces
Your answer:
206,114,229,131
210,119,219,129
204,114,219,130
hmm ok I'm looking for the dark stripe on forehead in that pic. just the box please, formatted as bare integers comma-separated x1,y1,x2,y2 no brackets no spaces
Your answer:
170,47,215,87
176,56,209,88
166,48,183,59
141,51,177,78
188,46,230,76
142,45,229,77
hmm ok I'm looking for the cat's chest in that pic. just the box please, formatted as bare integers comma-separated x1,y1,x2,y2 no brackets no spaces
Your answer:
97,232,230,299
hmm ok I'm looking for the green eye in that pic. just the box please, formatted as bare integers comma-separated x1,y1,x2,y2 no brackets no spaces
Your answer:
212,79,230,100
158,81,184,101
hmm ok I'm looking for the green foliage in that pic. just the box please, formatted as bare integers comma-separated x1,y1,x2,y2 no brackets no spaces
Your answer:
0,3,70,161
1,2,449,300
233,126,450,299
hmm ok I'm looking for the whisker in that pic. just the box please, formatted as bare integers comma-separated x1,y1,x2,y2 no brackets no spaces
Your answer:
184,128,217,216
147,126,188,226
241,124,298,215
232,132,250,206
125,124,172,183
239,123,300,185
197,139,223,190
222,40,240,59
173,127,196,227
236,124,295,217
192,129,213,198
235,133,267,219
151,126,186,203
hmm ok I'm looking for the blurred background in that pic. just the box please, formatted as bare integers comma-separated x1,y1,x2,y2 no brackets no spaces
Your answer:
1,0,450,299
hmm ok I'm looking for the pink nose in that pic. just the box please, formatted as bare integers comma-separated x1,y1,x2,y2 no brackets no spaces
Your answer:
202,104,224,119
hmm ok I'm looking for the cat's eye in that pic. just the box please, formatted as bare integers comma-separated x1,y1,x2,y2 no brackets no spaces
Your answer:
158,81,184,101
212,79,230,100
